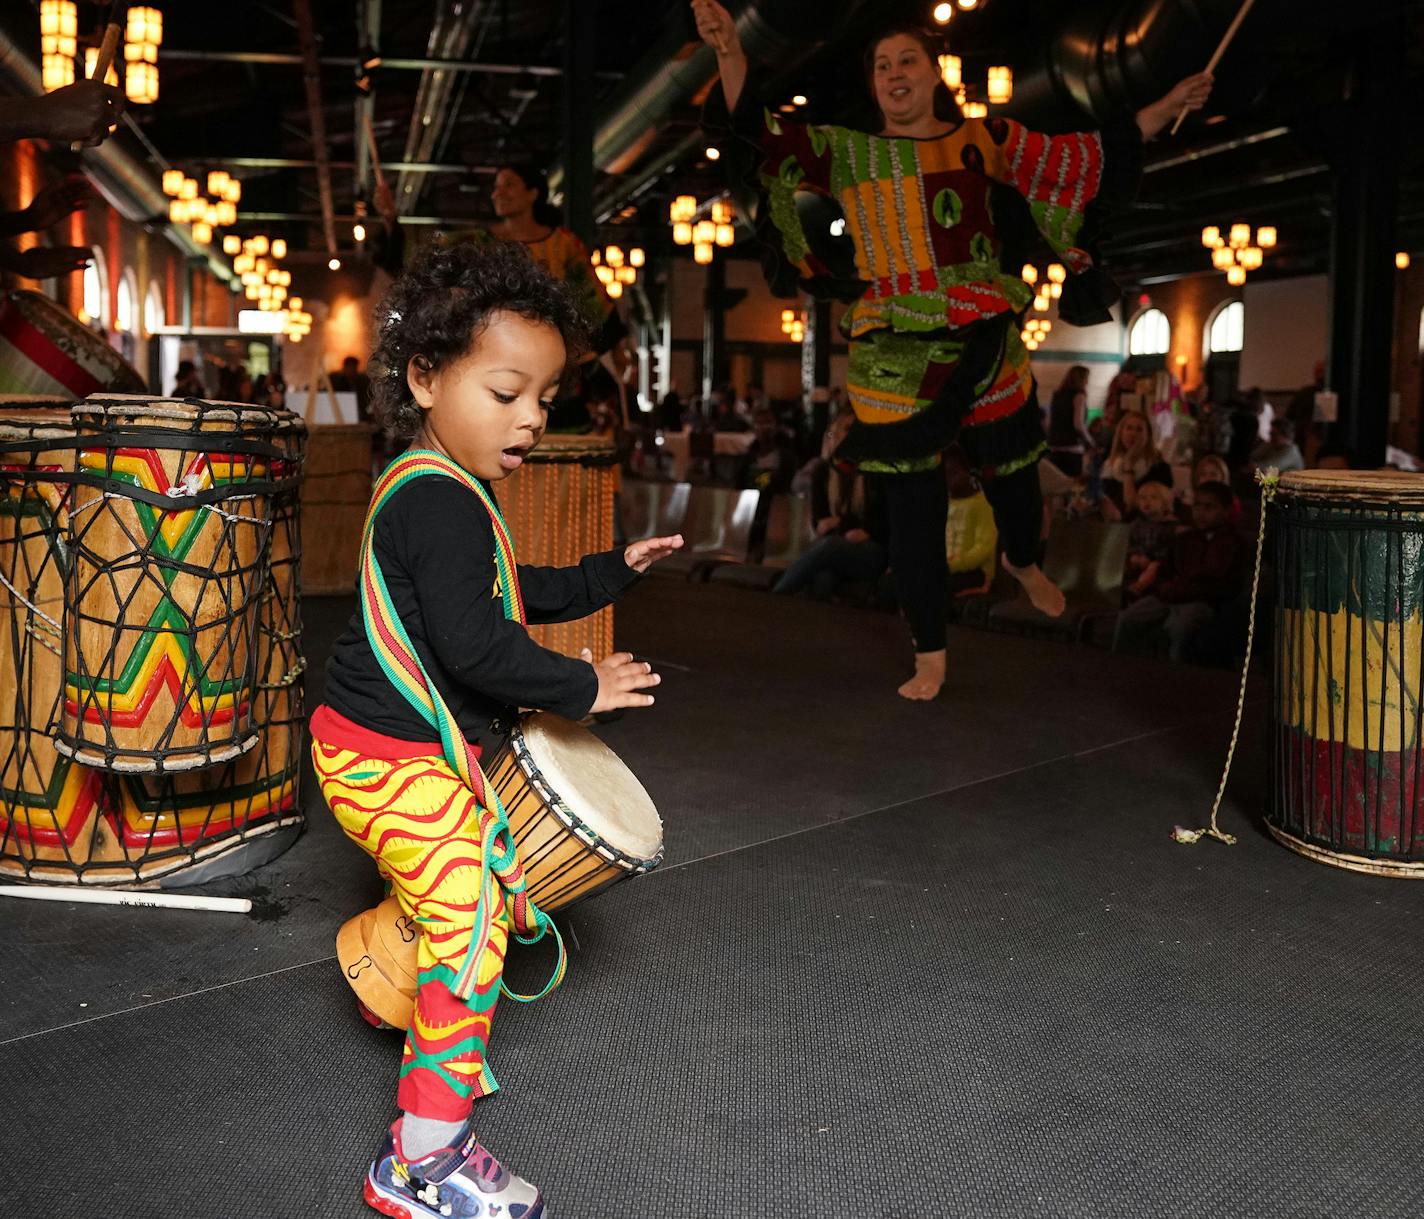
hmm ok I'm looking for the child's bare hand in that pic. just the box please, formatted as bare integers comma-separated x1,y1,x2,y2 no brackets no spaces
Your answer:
624,534,683,573
581,650,661,713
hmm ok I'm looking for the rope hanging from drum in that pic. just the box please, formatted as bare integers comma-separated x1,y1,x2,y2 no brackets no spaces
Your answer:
359,448,567,1003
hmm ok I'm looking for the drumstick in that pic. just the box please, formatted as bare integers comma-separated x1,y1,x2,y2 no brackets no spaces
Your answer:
70,19,122,152
0,884,253,914
1169,0,1256,135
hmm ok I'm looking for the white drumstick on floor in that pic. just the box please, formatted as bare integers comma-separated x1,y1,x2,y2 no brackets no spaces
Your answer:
0,885,252,913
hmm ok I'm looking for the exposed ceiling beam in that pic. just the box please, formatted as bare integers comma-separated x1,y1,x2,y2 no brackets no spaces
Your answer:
1143,127,1293,174
239,211,447,226
159,48,568,76
181,157,491,174
293,0,338,256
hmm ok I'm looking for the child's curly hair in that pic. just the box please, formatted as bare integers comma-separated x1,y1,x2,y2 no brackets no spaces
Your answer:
370,239,591,438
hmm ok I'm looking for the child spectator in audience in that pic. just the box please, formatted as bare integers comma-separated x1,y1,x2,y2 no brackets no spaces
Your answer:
944,447,997,595
1099,411,1171,521
1191,454,1242,523
774,409,886,599
1251,416,1305,473
1112,481,1245,661
1123,479,1178,603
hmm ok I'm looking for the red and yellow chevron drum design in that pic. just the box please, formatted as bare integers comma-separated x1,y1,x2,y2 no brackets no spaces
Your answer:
498,434,616,661
1269,470,1424,877
0,291,145,399
117,421,307,852
0,401,123,881
58,396,281,773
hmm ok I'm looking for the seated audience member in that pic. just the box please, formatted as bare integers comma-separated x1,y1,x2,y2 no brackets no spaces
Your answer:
1194,397,1234,462
711,395,749,433
944,447,998,595
740,407,797,492
657,389,685,433
1123,480,1179,603
1112,481,1246,661
1190,454,1242,523
774,411,886,600
1251,416,1306,473
1311,443,1355,471
1098,411,1171,520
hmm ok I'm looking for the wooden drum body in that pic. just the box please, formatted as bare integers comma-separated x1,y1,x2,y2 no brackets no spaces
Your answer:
0,290,145,398
500,434,618,661
58,396,279,773
113,414,307,870
337,712,663,1029
300,424,373,595
0,401,117,879
1269,471,1424,877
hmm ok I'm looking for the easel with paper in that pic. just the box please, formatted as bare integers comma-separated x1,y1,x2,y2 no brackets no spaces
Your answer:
288,364,360,427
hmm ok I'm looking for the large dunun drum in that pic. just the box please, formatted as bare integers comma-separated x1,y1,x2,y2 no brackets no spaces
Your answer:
58,396,280,773
499,433,617,661
1269,470,1424,877
0,400,115,880
0,290,145,398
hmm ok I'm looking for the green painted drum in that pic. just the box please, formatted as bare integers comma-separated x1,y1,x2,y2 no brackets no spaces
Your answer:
1269,470,1424,877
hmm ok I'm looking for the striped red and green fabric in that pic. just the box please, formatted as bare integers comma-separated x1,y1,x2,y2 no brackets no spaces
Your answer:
358,448,565,1002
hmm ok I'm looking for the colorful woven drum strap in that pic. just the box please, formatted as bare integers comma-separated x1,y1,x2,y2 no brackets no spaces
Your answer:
358,448,564,1003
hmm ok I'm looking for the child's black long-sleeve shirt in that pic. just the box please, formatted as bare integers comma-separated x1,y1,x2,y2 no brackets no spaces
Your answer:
324,475,638,750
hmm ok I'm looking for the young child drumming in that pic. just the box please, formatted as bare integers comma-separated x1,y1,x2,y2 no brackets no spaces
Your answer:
309,240,682,1219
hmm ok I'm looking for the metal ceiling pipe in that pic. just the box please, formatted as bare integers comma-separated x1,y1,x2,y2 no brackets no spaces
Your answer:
0,21,231,282
293,0,338,257
548,0,873,199
394,1,492,215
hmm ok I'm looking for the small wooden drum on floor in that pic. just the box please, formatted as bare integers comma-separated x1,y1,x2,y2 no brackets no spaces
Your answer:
0,290,145,398
499,433,618,661
299,423,374,595
1269,470,1424,877
337,712,664,1028
58,396,281,773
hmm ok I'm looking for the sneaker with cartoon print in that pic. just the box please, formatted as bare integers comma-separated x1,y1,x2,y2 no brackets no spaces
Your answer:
363,1119,545,1219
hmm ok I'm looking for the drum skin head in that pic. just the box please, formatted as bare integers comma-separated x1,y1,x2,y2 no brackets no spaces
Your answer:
518,714,663,862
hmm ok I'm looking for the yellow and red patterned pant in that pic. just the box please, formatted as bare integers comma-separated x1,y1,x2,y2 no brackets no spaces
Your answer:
311,710,512,1123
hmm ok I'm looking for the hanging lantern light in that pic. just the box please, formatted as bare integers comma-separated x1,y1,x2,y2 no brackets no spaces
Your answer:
234,253,254,275
711,201,733,225
160,169,183,197
616,266,637,285
251,235,269,256
1201,226,1220,248
1228,223,1250,249
223,234,242,255
216,200,237,226
1048,281,1062,299
168,199,185,224
223,179,242,204
1256,226,1277,249
207,170,230,198
40,1,77,92
605,245,625,268
1397,251,1412,270
1021,264,1038,285
595,265,615,285
125,59,159,105
693,220,716,246
191,221,212,245
179,177,198,201
83,46,119,87
715,224,735,248
986,67,1012,105
1046,263,1066,283
938,54,961,90
693,243,714,266
630,248,645,268
673,222,693,246
271,238,287,260
353,222,367,243
962,100,987,119
126,6,163,48
1211,246,1235,271
1239,247,1263,271
606,281,624,299
1226,266,1247,286
933,2,953,24
1033,293,1049,312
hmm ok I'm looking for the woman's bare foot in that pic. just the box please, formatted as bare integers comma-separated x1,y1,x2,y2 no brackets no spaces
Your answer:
898,649,945,700
1002,553,1066,618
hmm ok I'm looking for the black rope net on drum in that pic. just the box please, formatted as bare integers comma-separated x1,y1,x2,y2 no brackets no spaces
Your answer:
1270,497,1424,865
0,400,307,884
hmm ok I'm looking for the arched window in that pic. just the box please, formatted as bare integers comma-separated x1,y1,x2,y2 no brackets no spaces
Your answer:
1206,300,1244,355
115,271,137,334
144,280,164,335
1127,308,1170,356
80,248,108,328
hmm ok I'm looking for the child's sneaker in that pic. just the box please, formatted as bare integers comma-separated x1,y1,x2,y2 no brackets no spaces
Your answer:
364,1119,545,1219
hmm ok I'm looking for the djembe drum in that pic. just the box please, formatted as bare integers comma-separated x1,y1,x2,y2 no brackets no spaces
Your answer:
0,290,145,398
57,396,280,773
0,399,116,881
500,434,618,660
1269,470,1424,877
112,411,307,880
337,712,664,1028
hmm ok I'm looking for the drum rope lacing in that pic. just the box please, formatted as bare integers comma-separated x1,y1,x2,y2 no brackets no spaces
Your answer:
1173,466,1279,848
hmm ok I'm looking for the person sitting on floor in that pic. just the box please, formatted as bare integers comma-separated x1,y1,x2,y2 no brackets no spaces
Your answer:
1122,479,1178,604
1112,480,1245,661
1099,411,1171,521
945,447,998,596
774,410,886,600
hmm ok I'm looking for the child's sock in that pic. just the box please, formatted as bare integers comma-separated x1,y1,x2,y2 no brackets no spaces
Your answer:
398,1112,466,1161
